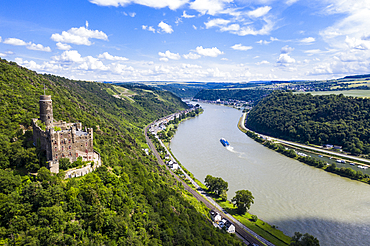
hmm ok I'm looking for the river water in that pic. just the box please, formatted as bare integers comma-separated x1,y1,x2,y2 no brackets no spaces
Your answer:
170,103,370,246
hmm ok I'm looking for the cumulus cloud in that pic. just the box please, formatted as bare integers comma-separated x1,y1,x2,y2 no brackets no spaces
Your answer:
0,36,2,42
247,6,271,18
281,45,294,54
182,10,195,18
3,38,27,46
345,36,370,50
231,44,253,51
196,46,224,57
98,52,128,61
89,0,188,10
52,50,84,63
142,25,156,33
56,42,72,50
300,37,315,44
3,38,51,52
158,21,174,34
51,26,108,45
277,53,295,65
158,50,181,61
183,52,201,59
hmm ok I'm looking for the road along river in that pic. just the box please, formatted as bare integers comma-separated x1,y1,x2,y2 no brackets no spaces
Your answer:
169,103,370,246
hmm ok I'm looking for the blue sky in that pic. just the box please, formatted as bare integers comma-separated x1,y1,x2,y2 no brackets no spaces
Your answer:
1,0,370,82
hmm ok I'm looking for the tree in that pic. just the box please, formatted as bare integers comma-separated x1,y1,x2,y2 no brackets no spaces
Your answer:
290,232,320,246
204,175,228,197
231,190,254,215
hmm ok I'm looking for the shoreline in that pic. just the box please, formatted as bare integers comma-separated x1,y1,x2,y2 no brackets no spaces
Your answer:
238,113,370,185
146,107,293,246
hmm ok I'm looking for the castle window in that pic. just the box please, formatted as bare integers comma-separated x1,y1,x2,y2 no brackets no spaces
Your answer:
55,154,58,159
55,147,57,151
76,153,78,157
69,139,71,143
69,152,72,156
85,149,88,154
69,146,71,150
85,142,88,147
62,146,64,151
62,153,65,157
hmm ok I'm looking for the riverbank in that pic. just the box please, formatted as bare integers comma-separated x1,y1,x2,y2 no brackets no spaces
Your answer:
239,113,370,185
151,109,295,246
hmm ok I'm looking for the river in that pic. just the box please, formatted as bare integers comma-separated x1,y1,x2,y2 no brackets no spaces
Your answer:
169,103,370,246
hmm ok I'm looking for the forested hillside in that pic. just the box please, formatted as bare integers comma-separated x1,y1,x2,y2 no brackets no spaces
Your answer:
0,58,242,245
246,91,370,156
194,88,269,104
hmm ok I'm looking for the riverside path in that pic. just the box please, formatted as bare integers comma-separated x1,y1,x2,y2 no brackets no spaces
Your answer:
144,118,275,246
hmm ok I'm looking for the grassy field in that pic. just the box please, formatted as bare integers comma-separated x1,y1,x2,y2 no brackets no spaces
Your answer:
295,89,370,98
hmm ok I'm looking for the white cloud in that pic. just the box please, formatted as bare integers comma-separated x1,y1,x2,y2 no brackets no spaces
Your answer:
277,54,295,65
182,63,202,69
300,37,315,44
89,0,188,10
285,0,299,5
256,40,270,45
129,12,136,17
158,21,174,34
345,36,370,50
221,58,228,60
27,43,52,52
204,18,230,29
232,17,275,36
142,25,156,33
158,50,181,60
220,24,240,32
0,52,6,57
231,44,253,51
189,0,232,15
193,25,198,30
56,42,72,50
182,10,195,18
4,38,51,52
0,36,2,42
98,52,128,61
247,6,272,18
183,52,201,59
52,50,84,63
196,46,224,57
78,56,109,71
281,45,294,54
51,26,108,46
256,60,270,65
4,38,28,46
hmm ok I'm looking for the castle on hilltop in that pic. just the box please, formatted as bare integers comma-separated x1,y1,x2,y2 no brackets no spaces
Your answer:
32,95,101,176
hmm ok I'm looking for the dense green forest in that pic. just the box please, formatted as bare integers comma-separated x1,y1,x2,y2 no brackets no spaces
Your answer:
194,88,270,104
246,91,370,156
0,58,242,245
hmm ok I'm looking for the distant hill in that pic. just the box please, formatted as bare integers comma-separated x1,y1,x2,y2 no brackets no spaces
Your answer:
194,88,270,104
0,58,242,245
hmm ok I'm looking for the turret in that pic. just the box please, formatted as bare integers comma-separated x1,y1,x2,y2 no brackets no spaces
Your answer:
39,95,53,127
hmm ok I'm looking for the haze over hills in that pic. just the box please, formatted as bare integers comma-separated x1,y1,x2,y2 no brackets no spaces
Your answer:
0,58,243,245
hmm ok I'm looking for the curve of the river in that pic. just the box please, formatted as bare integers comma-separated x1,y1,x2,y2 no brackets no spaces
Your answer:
170,103,370,246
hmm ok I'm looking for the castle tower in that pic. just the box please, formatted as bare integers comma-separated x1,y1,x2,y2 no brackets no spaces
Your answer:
39,95,53,127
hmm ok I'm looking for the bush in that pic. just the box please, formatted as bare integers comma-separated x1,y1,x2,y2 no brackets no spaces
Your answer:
251,215,258,222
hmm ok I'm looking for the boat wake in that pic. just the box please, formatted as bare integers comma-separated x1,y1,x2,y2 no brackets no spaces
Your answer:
225,146,247,159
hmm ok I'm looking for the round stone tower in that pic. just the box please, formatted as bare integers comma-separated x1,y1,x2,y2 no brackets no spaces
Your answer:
39,95,53,127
